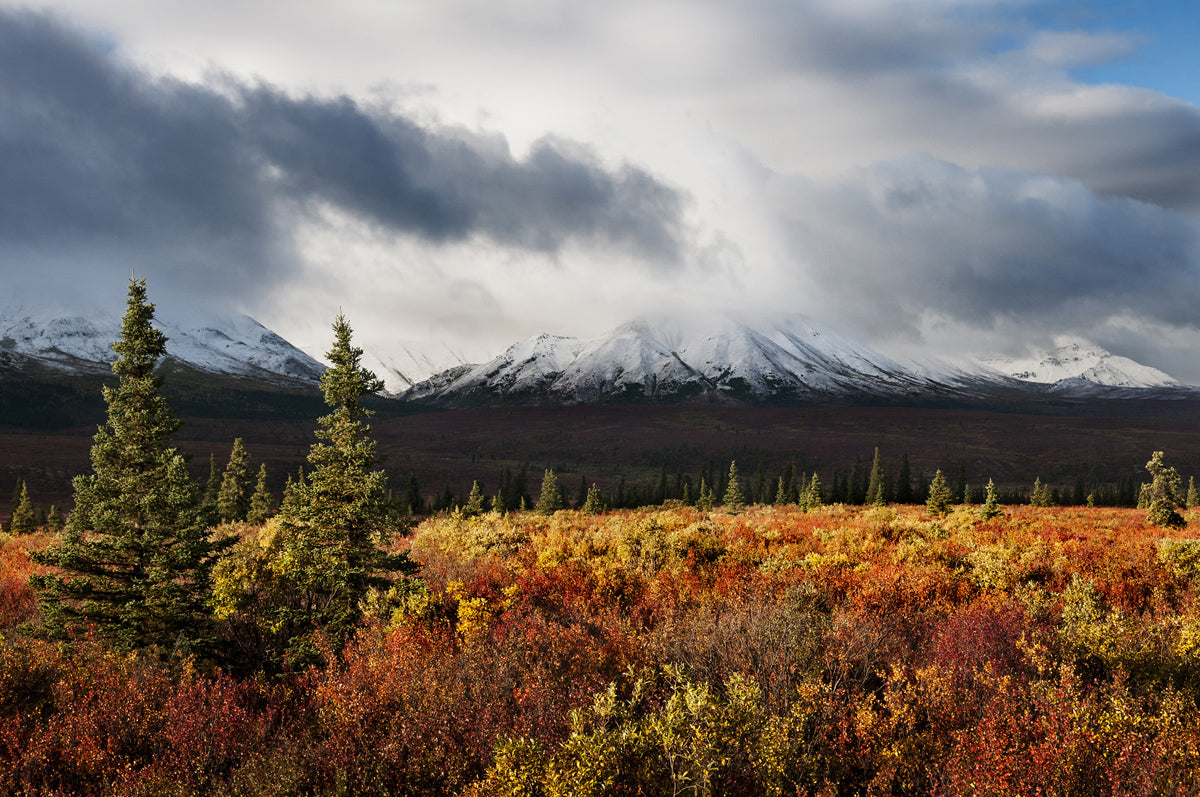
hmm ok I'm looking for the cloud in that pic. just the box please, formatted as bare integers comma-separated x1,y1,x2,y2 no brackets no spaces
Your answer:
0,8,686,314
767,153,1200,365
8,1,1200,382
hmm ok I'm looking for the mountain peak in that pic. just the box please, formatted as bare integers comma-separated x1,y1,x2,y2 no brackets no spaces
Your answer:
982,342,1178,388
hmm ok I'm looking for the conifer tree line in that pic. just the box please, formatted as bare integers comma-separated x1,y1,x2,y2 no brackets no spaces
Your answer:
393,444,1185,518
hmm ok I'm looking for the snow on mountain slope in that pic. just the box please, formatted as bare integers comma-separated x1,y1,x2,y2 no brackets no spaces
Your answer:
361,342,470,395
401,333,586,402
0,308,323,384
401,314,986,406
982,343,1178,389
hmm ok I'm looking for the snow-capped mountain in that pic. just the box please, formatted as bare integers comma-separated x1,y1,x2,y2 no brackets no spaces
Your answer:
401,315,1015,406
0,308,324,384
982,343,1178,389
400,315,1194,407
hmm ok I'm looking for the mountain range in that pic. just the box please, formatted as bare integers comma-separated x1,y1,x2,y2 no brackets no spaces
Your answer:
399,315,1190,407
0,307,1191,410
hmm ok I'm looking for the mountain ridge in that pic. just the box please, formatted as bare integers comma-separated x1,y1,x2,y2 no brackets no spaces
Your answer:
0,308,324,386
398,314,1193,407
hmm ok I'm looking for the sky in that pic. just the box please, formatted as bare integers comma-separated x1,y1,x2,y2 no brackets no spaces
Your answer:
4,0,1200,384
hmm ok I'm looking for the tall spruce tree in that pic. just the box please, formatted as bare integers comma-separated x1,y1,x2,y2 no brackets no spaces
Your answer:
217,438,252,523
270,313,417,656
31,278,229,654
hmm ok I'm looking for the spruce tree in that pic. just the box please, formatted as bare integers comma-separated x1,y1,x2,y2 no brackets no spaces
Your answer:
1187,476,1199,509
536,469,564,515
271,313,417,657
774,476,788,506
582,483,605,514
46,504,65,532
31,277,229,654
247,463,274,525
464,480,485,516
217,438,252,523
1145,451,1186,528
807,472,824,510
979,478,1002,519
723,461,745,512
926,469,953,517
866,448,886,506
1030,478,1053,508
201,454,221,516
9,479,36,534
696,479,715,512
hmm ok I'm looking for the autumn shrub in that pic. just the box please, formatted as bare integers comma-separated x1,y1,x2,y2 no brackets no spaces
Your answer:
11,503,1200,796
644,574,828,713
0,532,53,631
935,667,1200,796
1158,536,1200,580
474,667,792,797
931,598,1028,688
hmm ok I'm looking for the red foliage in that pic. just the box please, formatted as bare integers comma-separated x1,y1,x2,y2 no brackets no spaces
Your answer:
4,505,1200,795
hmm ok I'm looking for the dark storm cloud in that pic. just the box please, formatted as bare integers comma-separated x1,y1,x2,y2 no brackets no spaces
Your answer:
0,11,270,265
241,90,684,259
781,154,1200,343
0,9,685,305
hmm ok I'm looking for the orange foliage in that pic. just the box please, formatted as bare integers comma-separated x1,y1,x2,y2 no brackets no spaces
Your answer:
4,504,1200,795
